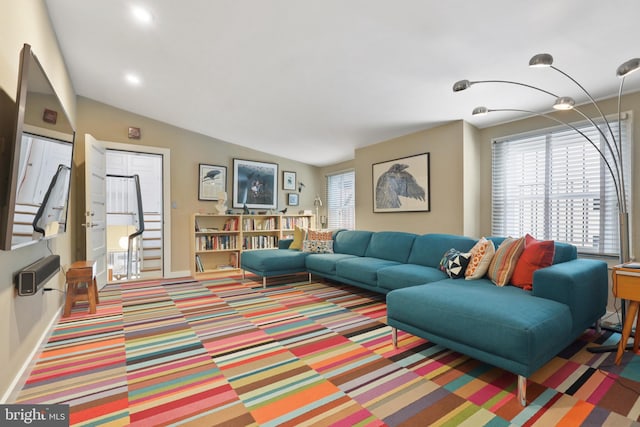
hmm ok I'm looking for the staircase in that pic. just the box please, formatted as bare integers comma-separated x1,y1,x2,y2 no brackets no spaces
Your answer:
140,211,163,278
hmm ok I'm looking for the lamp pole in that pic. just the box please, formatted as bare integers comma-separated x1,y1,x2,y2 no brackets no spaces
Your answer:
454,53,639,353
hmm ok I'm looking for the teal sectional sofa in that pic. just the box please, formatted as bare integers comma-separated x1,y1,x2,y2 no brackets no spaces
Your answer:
240,229,608,405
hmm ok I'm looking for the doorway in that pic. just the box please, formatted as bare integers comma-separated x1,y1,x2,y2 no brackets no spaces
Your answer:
106,150,163,281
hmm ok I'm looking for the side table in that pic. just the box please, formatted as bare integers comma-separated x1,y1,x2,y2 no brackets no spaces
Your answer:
613,264,640,365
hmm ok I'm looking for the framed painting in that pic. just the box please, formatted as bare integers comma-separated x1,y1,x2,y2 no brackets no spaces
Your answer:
283,171,296,190
199,163,227,201
372,152,430,212
287,192,299,206
232,159,278,209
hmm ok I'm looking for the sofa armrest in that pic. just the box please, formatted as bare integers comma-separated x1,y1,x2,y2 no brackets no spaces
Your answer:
532,258,608,333
279,239,293,249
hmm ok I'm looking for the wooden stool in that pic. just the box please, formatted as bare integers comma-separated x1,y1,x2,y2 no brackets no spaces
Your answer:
64,260,99,317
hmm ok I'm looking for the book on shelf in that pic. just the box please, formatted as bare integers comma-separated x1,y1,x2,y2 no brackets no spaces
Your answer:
195,254,204,272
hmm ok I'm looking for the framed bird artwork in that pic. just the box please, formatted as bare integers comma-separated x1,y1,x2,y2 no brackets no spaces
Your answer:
372,153,430,213
199,163,227,201
232,159,278,209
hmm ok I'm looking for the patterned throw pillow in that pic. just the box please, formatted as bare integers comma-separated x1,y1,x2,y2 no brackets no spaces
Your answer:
487,237,525,286
439,248,472,279
465,237,495,280
307,229,333,240
510,234,555,290
288,226,307,251
302,239,334,254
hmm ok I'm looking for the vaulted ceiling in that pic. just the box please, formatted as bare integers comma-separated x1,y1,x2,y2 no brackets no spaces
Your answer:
46,0,640,166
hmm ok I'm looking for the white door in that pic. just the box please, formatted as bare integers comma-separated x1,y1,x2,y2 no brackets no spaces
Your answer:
85,134,108,286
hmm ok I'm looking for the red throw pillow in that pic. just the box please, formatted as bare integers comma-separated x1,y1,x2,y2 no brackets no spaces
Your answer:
511,234,555,290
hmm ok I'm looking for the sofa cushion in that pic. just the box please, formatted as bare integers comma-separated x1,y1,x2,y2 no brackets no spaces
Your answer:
241,249,308,275
335,257,399,286
489,236,576,265
377,264,446,290
551,242,577,264
408,234,477,268
387,280,572,368
333,230,373,256
465,237,495,280
439,248,471,279
305,253,357,275
288,226,307,250
303,239,334,254
364,231,416,263
511,234,555,290
487,237,525,286
308,229,333,240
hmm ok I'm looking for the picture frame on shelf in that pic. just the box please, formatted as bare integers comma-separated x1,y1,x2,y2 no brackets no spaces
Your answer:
283,171,296,190
199,163,227,201
232,158,278,209
372,152,430,212
287,192,299,206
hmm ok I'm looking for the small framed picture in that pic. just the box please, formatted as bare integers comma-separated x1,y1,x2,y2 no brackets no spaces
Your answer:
287,192,299,206
283,171,296,190
199,163,227,201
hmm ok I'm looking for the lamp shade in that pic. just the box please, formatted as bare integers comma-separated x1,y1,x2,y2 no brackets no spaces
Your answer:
529,53,553,68
617,58,640,78
472,106,489,116
552,96,575,110
452,79,471,92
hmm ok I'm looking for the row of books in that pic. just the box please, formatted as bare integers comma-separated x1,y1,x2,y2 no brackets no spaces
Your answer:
195,235,237,251
242,217,277,231
194,217,239,232
243,235,278,250
281,216,311,230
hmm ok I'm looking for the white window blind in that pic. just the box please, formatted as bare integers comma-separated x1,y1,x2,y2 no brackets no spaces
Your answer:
492,116,631,256
326,170,355,230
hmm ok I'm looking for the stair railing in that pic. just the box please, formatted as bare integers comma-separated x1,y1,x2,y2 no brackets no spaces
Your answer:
106,174,144,280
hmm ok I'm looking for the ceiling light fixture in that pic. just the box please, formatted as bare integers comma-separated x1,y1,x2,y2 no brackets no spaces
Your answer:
125,73,142,86
131,5,153,25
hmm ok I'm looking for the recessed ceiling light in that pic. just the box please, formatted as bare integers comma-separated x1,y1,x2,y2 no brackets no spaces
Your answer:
125,73,142,86
131,5,153,24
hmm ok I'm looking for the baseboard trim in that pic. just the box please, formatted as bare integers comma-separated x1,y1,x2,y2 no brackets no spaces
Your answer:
1,305,63,403
165,270,191,279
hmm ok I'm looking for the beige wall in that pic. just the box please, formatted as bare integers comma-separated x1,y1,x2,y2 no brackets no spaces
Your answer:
353,121,467,234
0,0,76,399
74,97,323,274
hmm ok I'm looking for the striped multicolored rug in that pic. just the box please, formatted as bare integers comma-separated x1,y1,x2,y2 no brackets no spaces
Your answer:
14,275,640,426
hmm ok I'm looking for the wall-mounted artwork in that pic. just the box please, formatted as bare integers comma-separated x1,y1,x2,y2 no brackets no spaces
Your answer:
232,159,278,209
283,171,296,190
372,152,430,212
199,163,227,201
287,193,299,206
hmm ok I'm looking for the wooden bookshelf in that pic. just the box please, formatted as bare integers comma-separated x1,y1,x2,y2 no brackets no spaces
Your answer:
190,213,314,277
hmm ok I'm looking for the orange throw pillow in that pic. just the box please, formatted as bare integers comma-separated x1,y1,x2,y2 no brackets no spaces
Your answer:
487,237,525,287
510,234,555,290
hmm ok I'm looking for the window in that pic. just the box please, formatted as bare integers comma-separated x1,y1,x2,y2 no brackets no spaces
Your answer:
326,170,355,230
492,115,631,256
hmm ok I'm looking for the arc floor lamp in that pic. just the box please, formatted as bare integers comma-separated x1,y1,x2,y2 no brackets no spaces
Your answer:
453,54,639,351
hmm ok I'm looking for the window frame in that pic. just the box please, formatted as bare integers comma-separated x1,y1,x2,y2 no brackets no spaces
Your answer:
325,169,355,230
491,113,632,257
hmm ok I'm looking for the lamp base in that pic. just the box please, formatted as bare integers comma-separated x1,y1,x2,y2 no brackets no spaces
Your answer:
587,322,624,354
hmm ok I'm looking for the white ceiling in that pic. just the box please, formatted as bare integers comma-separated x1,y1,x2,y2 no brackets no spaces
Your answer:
45,0,640,167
